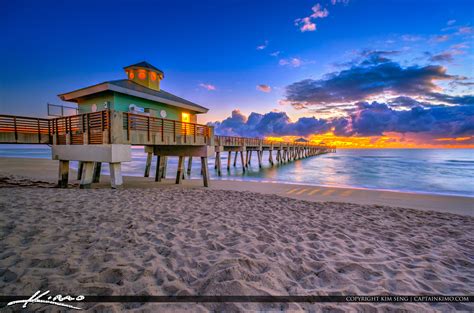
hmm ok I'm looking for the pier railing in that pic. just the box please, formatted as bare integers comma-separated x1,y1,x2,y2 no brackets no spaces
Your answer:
123,112,211,145
0,111,334,150
214,135,327,148
51,110,109,145
0,114,52,144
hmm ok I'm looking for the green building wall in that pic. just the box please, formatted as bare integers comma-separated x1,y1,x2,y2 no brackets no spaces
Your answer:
113,93,180,120
77,92,196,122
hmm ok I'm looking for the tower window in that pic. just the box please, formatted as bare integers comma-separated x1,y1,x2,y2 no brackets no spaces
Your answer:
129,71,135,79
151,72,157,81
138,71,146,80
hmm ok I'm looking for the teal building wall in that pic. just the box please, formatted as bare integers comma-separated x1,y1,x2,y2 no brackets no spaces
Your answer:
77,92,195,122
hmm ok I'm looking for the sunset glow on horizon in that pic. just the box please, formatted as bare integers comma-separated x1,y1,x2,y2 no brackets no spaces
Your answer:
266,132,474,149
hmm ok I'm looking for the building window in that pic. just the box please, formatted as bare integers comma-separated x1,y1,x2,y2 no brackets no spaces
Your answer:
129,71,135,79
151,72,157,81
182,112,190,123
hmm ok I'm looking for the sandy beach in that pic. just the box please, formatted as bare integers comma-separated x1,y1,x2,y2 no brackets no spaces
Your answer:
1,158,473,312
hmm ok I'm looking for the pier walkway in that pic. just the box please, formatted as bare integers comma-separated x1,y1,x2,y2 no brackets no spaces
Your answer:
0,110,335,188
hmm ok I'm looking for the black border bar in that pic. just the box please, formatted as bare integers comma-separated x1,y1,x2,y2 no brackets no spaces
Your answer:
1,295,473,303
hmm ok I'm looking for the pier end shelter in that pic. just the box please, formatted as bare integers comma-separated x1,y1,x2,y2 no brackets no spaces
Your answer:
52,62,214,188
59,61,208,123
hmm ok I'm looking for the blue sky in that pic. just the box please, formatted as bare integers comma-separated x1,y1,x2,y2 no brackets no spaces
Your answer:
1,0,473,146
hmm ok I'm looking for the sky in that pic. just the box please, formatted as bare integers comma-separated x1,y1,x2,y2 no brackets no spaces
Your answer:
1,0,473,148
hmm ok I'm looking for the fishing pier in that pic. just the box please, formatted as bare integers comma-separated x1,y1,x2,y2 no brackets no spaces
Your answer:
0,62,334,188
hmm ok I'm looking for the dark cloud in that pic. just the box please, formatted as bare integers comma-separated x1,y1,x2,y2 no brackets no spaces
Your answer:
211,98,474,139
428,93,474,105
210,110,330,137
332,50,400,68
285,60,455,107
360,50,400,65
429,51,454,63
388,96,428,108
332,101,473,137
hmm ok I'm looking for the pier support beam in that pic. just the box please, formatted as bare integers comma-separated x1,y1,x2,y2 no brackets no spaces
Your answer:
227,151,232,170
176,156,184,184
257,150,262,168
161,156,168,179
144,152,152,177
109,162,123,189
268,150,274,166
57,160,69,188
240,151,246,173
93,162,101,183
52,144,131,189
215,152,222,176
233,151,238,167
155,155,162,182
201,157,210,187
77,161,84,180
187,157,193,177
80,162,95,189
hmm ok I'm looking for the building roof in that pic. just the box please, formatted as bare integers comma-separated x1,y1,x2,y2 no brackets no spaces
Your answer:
124,61,164,74
295,137,309,142
58,79,208,113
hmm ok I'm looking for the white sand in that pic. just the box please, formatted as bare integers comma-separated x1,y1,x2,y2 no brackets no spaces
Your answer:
1,179,473,312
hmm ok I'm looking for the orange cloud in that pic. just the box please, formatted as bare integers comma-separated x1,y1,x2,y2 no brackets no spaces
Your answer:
265,132,474,149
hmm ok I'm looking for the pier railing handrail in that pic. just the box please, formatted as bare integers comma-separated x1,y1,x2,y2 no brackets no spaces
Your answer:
123,112,211,144
0,114,52,143
0,111,335,149
214,135,328,148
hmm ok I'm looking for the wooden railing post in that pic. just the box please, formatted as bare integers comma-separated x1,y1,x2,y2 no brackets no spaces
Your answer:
161,119,164,142
48,119,51,143
87,114,91,144
13,117,18,142
173,120,176,142
147,115,150,142
37,119,41,143
184,123,187,143
69,116,72,145
127,113,130,141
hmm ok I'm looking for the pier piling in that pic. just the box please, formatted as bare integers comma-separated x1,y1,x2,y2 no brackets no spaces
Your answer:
57,160,69,188
144,152,152,177
93,162,101,183
80,162,95,189
176,156,184,184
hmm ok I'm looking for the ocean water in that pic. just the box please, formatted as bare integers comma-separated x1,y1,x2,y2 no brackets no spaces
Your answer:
1,145,473,197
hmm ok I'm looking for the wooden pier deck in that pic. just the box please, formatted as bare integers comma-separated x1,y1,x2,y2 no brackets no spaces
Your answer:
0,110,335,188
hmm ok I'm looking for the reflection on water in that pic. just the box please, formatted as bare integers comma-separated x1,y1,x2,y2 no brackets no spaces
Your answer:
1,145,473,196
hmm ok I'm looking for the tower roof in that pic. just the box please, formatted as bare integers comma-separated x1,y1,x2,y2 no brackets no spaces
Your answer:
123,61,164,74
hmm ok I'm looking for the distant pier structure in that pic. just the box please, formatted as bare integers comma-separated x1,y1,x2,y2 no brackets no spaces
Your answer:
0,62,335,188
